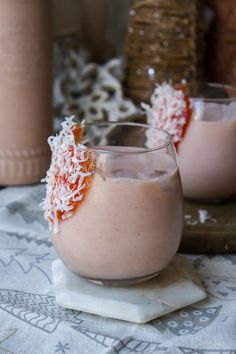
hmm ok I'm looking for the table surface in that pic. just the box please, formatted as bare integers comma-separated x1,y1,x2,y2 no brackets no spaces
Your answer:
182,198,236,254
0,184,235,354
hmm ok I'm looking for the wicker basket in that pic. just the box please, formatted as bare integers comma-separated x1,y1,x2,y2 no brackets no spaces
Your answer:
123,0,205,103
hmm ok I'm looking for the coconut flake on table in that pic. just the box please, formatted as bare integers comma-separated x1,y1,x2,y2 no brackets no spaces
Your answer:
40,116,96,233
185,209,217,226
184,214,198,226
198,209,216,224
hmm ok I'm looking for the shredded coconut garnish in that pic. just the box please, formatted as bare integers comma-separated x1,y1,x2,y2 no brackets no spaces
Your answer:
41,116,96,233
142,82,192,148
184,209,217,226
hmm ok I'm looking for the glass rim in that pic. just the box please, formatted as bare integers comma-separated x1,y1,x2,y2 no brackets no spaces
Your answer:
83,121,173,155
191,82,236,103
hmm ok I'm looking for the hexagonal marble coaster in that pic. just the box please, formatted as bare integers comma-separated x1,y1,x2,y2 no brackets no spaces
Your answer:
52,255,206,323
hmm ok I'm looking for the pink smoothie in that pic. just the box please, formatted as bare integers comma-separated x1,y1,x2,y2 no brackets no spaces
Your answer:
178,103,236,200
52,149,183,281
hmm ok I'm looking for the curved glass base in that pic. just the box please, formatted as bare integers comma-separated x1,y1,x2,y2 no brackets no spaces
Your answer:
81,271,160,287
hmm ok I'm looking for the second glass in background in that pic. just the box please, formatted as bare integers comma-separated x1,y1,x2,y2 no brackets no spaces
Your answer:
178,83,236,202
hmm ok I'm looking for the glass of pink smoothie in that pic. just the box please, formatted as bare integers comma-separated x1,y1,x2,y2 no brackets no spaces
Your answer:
178,83,236,201
45,120,183,286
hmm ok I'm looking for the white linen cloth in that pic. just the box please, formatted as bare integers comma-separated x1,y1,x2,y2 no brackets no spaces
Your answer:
0,184,235,354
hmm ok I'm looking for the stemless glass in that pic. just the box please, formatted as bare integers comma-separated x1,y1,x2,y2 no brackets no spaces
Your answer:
52,122,183,286
178,83,236,201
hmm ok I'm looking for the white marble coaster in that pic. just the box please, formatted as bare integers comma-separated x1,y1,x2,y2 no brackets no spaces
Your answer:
52,256,206,323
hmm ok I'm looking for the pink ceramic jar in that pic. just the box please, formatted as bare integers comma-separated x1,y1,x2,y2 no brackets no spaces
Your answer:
0,0,52,185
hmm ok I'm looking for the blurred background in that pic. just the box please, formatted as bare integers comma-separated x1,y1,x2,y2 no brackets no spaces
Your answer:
52,0,236,119
1,0,236,186
53,0,236,78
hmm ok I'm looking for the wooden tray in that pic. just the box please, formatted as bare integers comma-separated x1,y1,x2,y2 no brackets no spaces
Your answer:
180,198,236,254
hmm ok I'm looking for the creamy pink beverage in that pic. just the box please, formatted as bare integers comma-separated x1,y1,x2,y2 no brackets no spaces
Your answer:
178,100,236,200
42,120,183,285
179,119,236,200
142,82,236,202
52,150,183,282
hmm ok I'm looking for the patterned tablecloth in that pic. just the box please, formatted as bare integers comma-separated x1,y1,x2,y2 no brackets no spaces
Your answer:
0,184,235,354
